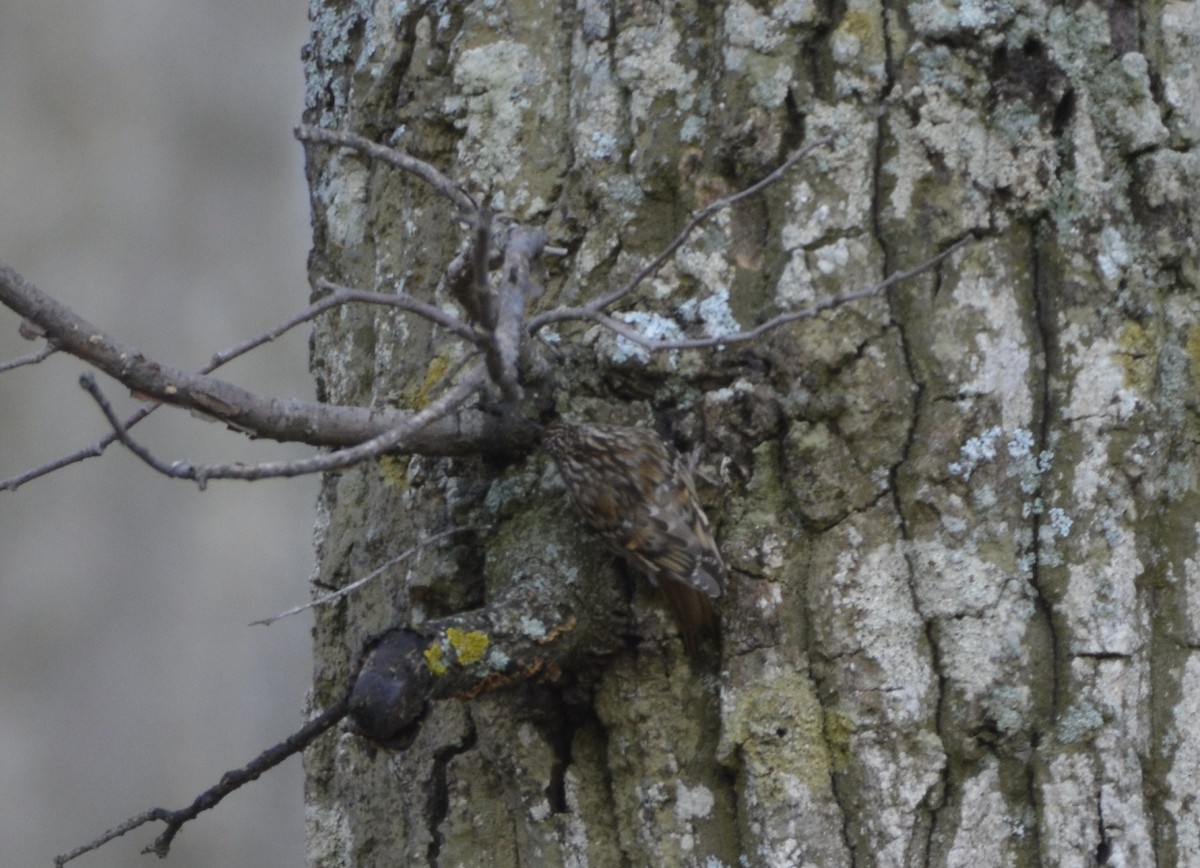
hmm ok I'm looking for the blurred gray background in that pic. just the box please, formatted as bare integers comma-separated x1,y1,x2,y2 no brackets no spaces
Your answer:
0,2,318,865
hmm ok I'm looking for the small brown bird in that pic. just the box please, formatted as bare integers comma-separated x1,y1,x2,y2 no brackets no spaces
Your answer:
542,420,726,655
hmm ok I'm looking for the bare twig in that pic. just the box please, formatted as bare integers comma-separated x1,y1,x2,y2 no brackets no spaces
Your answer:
313,279,483,345
0,342,57,372
78,373,181,476
1,437,111,491
295,124,477,215
207,290,349,368
533,235,975,351
528,134,833,329
251,525,481,626
54,679,356,865
81,363,489,487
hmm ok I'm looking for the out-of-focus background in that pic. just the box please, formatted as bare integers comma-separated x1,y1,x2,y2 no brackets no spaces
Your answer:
0,3,317,866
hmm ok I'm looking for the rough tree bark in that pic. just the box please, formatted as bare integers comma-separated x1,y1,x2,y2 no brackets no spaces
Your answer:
300,1,1200,866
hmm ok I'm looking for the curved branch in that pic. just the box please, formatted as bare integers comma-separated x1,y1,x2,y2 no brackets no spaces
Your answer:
295,124,477,215
0,274,494,490
0,265,531,468
3,289,351,490
313,279,484,345
82,364,490,486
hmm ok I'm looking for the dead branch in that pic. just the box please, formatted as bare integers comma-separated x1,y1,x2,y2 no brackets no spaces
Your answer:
2,290,345,491
531,234,976,351
0,265,535,487
81,363,490,486
0,265,469,449
53,675,357,866
0,271,498,491
1,130,552,489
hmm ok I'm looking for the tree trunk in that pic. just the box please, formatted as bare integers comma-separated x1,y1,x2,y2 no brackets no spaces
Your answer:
300,1,1200,865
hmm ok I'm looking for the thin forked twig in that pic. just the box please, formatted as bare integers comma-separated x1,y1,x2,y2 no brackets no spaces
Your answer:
0,342,57,373
528,134,834,328
53,679,357,865
295,124,477,215
207,289,351,367
535,235,976,352
1,281,341,491
251,525,481,626
0,293,342,491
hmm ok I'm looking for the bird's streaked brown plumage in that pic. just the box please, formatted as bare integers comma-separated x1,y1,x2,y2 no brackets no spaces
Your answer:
542,420,726,655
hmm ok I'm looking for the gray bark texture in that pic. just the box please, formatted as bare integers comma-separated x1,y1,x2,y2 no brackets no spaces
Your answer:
300,1,1200,866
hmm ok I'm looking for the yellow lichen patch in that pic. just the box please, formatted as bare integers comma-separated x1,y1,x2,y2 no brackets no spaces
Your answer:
823,706,856,772
411,354,452,408
1114,320,1155,392
720,669,833,798
378,454,409,487
1186,323,1200,385
424,643,448,676
447,627,489,665
837,8,877,42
